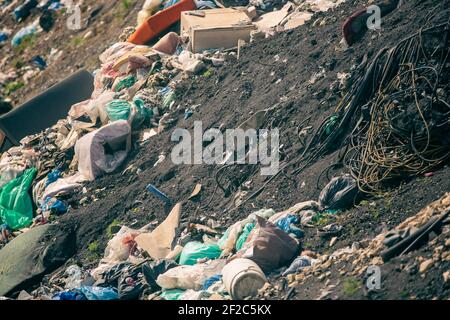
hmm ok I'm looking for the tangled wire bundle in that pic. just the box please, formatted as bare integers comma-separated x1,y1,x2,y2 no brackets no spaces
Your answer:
226,22,450,211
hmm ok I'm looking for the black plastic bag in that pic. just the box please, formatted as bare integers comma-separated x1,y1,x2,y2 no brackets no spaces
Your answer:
319,175,358,210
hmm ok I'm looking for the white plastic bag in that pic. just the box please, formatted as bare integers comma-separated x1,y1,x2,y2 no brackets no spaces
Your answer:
157,260,226,291
91,226,141,280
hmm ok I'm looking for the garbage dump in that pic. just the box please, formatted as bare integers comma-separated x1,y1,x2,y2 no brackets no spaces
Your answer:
0,0,448,304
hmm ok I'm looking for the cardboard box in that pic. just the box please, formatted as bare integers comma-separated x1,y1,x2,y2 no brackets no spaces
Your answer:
181,8,256,53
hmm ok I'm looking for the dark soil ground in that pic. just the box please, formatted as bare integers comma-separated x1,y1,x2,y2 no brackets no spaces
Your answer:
2,0,449,299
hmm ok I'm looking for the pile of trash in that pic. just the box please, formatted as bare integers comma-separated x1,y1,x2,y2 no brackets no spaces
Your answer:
7,185,356,300
0,0,353,245
262,193,450,300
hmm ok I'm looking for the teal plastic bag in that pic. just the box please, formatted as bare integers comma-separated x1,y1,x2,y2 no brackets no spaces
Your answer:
106,100,132,122
106,98,153,129
80,286,118,300
160,289,185,300
235,222,255,251
179,242,222,266
133,97,154,125
0,168,37,230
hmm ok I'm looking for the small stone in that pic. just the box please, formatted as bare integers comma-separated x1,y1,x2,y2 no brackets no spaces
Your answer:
370,257,384,266
445,238,450,247
432,253,441,262
330,237,338,247
84,31,93,39
443,252,450,261
419,259,433,273
443,271,450,283
295,274,305,281
322,260,332,270
435,245,444,253
287,274,295,283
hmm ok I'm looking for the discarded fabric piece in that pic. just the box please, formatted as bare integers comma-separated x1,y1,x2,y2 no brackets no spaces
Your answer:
282,255,319,276
153,31,180,55
142,260,179,293
236,215,300,273
202,275,222,290
41,173,87,203
319,175,358,210
276,215,304,239
0,224,75,296
75,120,131,181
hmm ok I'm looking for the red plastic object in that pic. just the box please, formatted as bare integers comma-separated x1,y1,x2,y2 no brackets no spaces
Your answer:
128,0,197,45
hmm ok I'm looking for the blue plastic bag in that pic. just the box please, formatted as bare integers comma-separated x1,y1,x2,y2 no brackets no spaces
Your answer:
79,287,119,300
12,25,37,47
203,275,222,290
276,215,304,239
53,290,87,300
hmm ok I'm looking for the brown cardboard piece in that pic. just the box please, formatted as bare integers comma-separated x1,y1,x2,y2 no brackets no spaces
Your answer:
284,11,313,30
254,2,294,32
181,8,256,53
135,203,182,259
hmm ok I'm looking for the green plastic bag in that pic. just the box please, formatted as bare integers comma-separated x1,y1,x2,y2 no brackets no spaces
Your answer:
160,289,185,300
235,222,255,251
179,242,222,266
0,168,37,230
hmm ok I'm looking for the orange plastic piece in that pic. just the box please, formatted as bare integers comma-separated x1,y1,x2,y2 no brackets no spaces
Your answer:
128,0,197,45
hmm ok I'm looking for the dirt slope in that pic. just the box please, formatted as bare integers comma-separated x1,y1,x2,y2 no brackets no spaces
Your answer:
2,0,449,299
